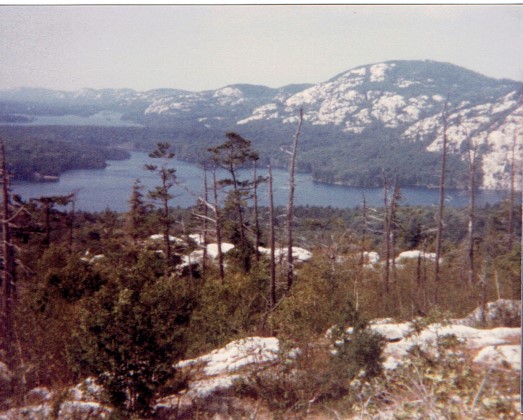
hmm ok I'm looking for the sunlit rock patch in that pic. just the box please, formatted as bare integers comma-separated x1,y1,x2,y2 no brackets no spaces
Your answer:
156,301,520,415
155,337,280,416
0,378,111,420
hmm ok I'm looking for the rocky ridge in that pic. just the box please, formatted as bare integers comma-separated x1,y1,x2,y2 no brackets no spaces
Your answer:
1,60,521,190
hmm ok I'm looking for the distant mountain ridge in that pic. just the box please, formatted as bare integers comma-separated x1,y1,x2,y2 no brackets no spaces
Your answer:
1,60,521,190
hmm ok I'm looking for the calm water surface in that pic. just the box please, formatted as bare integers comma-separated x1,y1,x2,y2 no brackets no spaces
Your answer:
12,151,512,212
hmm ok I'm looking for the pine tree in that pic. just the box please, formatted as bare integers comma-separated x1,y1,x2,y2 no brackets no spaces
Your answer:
71,252,196,416
145,143,177,270
126,179,151,242
34,194,74,246
208,132,259,272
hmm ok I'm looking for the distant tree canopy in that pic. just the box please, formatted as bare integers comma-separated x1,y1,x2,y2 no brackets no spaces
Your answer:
0,123,470,188
0,132,129,181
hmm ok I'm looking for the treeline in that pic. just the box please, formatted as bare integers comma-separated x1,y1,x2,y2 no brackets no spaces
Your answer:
148,123,470,189
0,129,130,181
0,122,471,188
232,121,470,188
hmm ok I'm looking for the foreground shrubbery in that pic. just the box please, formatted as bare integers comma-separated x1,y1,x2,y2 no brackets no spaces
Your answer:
0,196,520,417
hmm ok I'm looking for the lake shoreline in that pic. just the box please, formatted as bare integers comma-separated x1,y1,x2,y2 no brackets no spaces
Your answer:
11,151,517,212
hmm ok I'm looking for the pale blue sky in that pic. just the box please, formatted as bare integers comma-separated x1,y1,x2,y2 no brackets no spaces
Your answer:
0,5,521,91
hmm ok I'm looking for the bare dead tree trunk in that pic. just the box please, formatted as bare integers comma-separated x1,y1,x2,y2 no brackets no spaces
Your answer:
202,166,209,275
286,108,303,291
212,167,225,282
416,253,422,287
382,174,390,294
268,163,276,309
356,193,368,311
161,174,172,264
480,259,489,329
68,192,77,255
359,194,367,267
390,177,400,286
465,128,478,286
434,98,450,304
422,239,428,312
253,160,261,262
508,130,518,250
0,139,15,367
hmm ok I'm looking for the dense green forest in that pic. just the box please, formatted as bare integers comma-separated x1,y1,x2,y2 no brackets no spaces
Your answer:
0,123,469,188
0,137,520,418
0,128,130,181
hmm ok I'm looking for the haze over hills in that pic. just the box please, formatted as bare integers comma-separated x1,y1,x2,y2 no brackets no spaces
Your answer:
1,60,521,190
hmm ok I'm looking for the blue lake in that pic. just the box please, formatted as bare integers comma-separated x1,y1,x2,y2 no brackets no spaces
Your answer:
12,151,513,213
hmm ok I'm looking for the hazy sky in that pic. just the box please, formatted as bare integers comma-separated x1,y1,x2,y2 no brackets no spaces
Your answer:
0,5,521,92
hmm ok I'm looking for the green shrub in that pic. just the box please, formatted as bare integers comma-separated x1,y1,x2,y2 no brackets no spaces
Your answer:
236,302,386,416
68,252,196,417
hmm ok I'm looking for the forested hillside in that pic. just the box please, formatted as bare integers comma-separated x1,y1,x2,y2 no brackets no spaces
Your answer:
1,60,521,189
0,127,130,181
0,135,520,418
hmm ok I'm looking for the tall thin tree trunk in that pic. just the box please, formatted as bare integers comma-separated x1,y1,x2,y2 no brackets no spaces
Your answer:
268,163,276,309
422,239,428,311
253,160,261,262
360,194,367,267
480,260,489,328
286,108,303,291
466,132,477,286
162,174,172,264
434,98,450,304
508,131,517,250
416,253,422,287
382,175,390,294
68,193,76,255
356,194,368,311
212,167,225,281
390,178,400,286
494,270,501,301
202,166,209,275
1,140,15,367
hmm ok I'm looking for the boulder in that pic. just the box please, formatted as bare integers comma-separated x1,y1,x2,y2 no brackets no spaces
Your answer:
0,377,111,420
206,243,235,259
473,345,521,370
395,250,438,263
453,299,521,328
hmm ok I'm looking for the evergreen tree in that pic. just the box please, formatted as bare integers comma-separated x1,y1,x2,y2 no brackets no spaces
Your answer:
33,194,74,246
208,132,260,272
126,179,151,242
145,143,177,270
70,251,196,416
